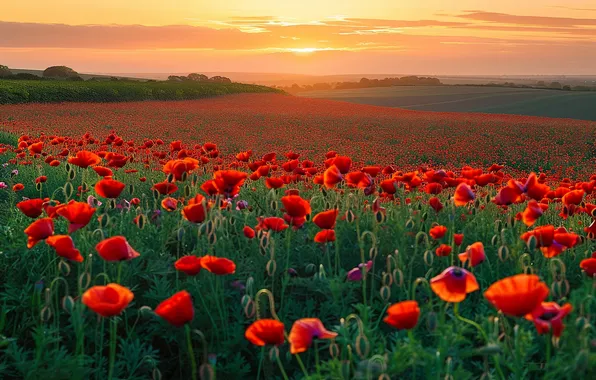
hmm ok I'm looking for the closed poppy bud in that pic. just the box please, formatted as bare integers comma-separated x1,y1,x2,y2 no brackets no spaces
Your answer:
245,319,285,346
95,236,140,261
200,255,236,275
175,255,202,276
35,175,48,184
155,290,194,327
243,226,256,239
384,300,420,330
82,283,134,317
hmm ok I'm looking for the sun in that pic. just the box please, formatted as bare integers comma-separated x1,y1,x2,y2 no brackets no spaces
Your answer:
287,47,319,55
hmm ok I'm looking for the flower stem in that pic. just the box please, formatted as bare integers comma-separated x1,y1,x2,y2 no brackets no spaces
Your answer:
107,317,117,380
185,325,197,380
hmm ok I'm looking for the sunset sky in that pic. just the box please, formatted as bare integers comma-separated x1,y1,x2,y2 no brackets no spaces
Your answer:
2,1,596,75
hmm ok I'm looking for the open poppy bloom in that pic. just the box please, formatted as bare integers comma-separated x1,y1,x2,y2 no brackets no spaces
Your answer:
519,200,548,227
429,225,447,240
314,229,336,243
161,197,179,212
200,255,236,275
454,183,475,206
281,195,311,228
313,209,338,230
24,217,54,248
155,290,194,327
68,150,102,168
454,233,464,246
288,318,338,354
212,170,248,197
152,181,179,195
429,197,443,212
435,244,452,257
46,235,83,262
346,261,373,281
525,302,572,337
93,166,113,177
323,165,343,188
56,200,96,233
182,194,210,223
245,319,285,346
17,198,46,218
521,225,555,247
265,177,285,189
580,257,596,277
96,236,140,261
256,217,289,232
484,274,549,317
430,266,479,302
458,242,486,267
95,178,126,198
82,283,134,317
175,255,203,275
384,300,420,330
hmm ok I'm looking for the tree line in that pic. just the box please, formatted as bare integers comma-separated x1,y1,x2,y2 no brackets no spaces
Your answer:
276,76,442,93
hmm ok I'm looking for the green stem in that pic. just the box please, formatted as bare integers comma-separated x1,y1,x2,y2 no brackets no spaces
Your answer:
294,353,310,379
453,303,489,343
256,346,264,380
107,317,117,380
185,325,197,380
275,353,290,380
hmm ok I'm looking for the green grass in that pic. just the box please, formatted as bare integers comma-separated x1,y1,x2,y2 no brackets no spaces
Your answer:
0,79,281,104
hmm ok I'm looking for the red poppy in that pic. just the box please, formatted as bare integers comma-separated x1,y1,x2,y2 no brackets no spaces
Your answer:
243,226,256,239
323,165,343,188
520,200,547,227
429,225,447,240
525,302,572,337
93,166,113,177
580,257,596,276
458,242,486,267
454,233,464,246
175,255,203,275
314,229,336,243
95,178,125,198
313,209,338,230
524,173,550,201
332,156,352,174
155,290,194,327
28,142,43,155
383,300,420,330
82,283,134,317
24,217,54,248
95,236,140,261
56,200,96,233
161,197,179,212
265,177,285,189
212,170,248,197
245,319,285,346
46,235,83,262
435,244,452,257
425,182,443,195
182,194,209,223
430,266,479,303
152,181,178,195
484,274,549,317
200,255,236,275
380,179,398,194
281,195,311,228
17,198,46,218
288,318,338,354
429,197,443,212
35,175,47,184
256,217,289,232
521,225,555,247
454,183,475,206
12,183,24,192
68,150,102,168
561,190,584,206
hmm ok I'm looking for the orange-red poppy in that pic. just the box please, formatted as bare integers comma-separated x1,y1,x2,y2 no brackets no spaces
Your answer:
155,290,194,327
95,178,125,198
181,194,209,223
161,197,179,212
323,165,343,188
46,235,83,262
314,229,336,243
95,236,140,261
243,226,256,239
82,283,134,317
521,225,554,247
459,242,486,267
68,150,102,168
519,200,547,227
12,183,24,192
383,300,420,330
454,183,475,206
484,274,549,317
281,195,311,228
200,255,236,275
56,200,96,233
17,198,46,218
93,166,113,177
561,189,584,206
429,225,447,240
265,177,285,189
525,302,572,337
332,156,352,174
24,217,54,248
28,142,43,155
580,257,596,276
454,233,464,246
435,244,452,257
313,209,338,230
175,255,202,276
288,318,337,354
430,266,479,303
245,319,285,346
212,170,248,197
256,217,289,232
524,173,550,201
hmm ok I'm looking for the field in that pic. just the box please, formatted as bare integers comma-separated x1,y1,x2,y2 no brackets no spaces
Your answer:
297,86,596,121
0,80,279,104
0,93,595,380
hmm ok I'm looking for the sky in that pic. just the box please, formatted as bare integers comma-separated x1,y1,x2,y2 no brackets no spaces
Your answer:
2,1,596,75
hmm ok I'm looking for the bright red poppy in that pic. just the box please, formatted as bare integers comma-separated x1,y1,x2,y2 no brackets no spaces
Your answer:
82,283,134,317
17,198,46,218
24,217,54,248
155,290,194,327
56,200,96,233
435,244,452,257
383,300,420,330
454,183,475,206
430,266,479,303
175,255,203,275
68,150,102,168
484,274,549,317
161,197,179,212
243,226,256,239
454,233,464,246
256,217,289,232
152,181,178,195
46,235,83,262
313,209,338,230
579,257,596,277
200,255,236,275
95,236,140,261
95,178,126,198
525,302,572,337
181,194,209,223
288,318,337,354
314,229,336,243
458,242,486,267
429,225,447,240
245,319,285,346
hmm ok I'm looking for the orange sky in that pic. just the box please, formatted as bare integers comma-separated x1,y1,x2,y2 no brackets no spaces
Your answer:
2,1,596,75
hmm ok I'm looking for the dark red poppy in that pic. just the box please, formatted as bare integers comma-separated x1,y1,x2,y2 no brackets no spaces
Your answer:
93,166,113,177
82,283,134,317
152,181,178,195
435,244,452,257
256,217,289,232
13,183,24,192
454,233,464,246
484,274,549,317
313,209,338,230
245,319,285,346
17,198,46,218
95,236,140,261
265,177,285,189
175,255,203,275
384,300,420,330
430,266,478,303
155,290,194,327
525,302,572,337
314,229,336,243
429,197,443,212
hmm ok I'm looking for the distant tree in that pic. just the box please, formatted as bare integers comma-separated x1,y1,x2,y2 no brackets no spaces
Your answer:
312,82,332,91
562,85,571,91
188,73,208,82
68,75,84,81
43,66,79,79
168,75,183,81
13,73,41,80
549,81,562,89
209,76,232,83
536,81,546,87
0,65,12,78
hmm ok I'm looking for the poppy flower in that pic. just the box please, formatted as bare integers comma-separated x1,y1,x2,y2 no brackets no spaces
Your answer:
561,190,584,206
17,198,46,218
458,242,486,267
200,255,236,275
519,200,547,227
454,183,475,206
521,225,555,247
430,266,479,303
12,183,24,192
380,179,398,194
24,217,54,248
161,197,179,212
580,257,596,277
288,318,338,354
429,225,447,240
95,236,140,261
68,150,102,168
454,233,464,246
484,274,549,317
429,197,443,212
82,283,134,317
175,255,203,276
314,229,336,243
525,302,572,337
256,217,289,232
435,244,452,257
384,301,420,330
95,178,125,198
28,142,43,155
346,261,373,281
56,200,96,233
265,177,285,189
243,226,256,239
281,195,311,228
313,209,338,230
323,165,343,188
155,290,194,327
245,319,285,346
212,170,248,197
35,175,48,184
152,181,178,195
182,194,209,223
46,235,83,262
524,173,550,201
93,166,113,177
333,156,352,174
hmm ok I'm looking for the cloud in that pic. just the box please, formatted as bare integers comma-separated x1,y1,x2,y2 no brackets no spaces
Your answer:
458,11,596,27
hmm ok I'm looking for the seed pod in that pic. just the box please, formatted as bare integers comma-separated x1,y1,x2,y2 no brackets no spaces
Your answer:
270,200,278,211
152,368,162,380
497,245,509,262
266,259,277,276
176,227,185,241
128,183,135,196
63,182,74,199
355,334,370,359
65,163,71,172
180,171,188,182
40,306,53,322
62,295,75,314
380,286,391,302
345,210,355,223
382,272,393,287
99,213,110,228
35,182,42,191
526,235,537,252
426,311,437,331
243,299,255,319
268,346,279,362
152,189,160,200
375,211,385,223
405,218,414,229
184,184,191,198
423,250,434,267
58,260,71,276
78,272,91,289
329,342,340,358
369,247,378,259
392,269,404,287
136,214,147,230
68,169,76,181
491,234,499,246
207,232,217,245
166,173,174,183
108,198,117,209
199,364,214,380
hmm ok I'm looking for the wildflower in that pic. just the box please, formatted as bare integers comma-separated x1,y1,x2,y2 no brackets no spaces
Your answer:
175,255,203,276
95,236,140,261
46,235,83,262
200,255,236,275
384,301,420,330
458,242,486,267
95,178,126,198
56,200,96,233
245,319,285,346
17,198,46,218
68,150,102,168
82,283,134,317
24,218,54,248
346,261,373,281
430,266,478,303
155,290,194,327
429,225,447,240
525,302,572,337
288,318,337,354
484,274,549,317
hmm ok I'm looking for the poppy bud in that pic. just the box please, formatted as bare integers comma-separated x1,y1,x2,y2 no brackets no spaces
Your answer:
128,184,135,195
526,235,537,251
380,285,391,301
58,260,71,276
498,245,510,262
266,259,277,276
354,334,370,359
62,295,75,314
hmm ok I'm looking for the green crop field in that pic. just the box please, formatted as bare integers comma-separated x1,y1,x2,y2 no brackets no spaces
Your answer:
297,86,596,121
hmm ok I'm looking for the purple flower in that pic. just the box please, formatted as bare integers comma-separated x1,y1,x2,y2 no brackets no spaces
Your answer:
347,260,373,282
236,200,249,210
87,195,102,208
0,182,7,189
11,169,18,176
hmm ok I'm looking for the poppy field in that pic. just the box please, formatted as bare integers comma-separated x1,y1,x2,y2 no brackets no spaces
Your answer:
0,94,595,380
